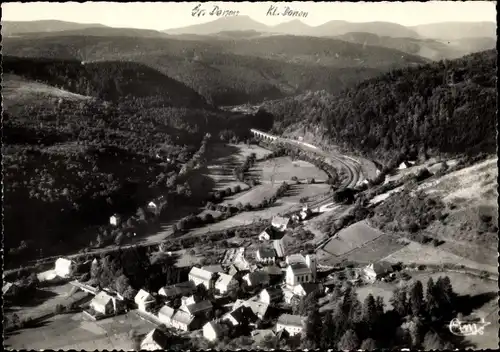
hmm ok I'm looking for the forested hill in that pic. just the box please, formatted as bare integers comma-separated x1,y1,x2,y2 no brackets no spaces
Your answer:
3,34,426,105
264,49,497,164
3,56,209,108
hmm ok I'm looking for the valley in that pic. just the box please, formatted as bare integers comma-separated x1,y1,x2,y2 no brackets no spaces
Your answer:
2,4,497,351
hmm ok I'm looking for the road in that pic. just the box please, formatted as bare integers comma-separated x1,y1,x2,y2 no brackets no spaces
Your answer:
6,130,363,275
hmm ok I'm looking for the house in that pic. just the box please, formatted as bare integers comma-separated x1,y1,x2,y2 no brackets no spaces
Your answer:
202,264,225,274
90,291,116,315
182,300,213,317
234,297,269,320
141,328,170,350
292,283,322,298
157,305,175,326
170,310,196,332
259,287,283,305
363,262,394,282
215,273,239,295
158,281,196,300
109,214,121,226
285,254,317,286
222,305,256,326
189,267,215,290
273,233,294,258
258,226,280,241
243,271,270,287
54,257,74,278
135,289,155,312
147,201,158,210
203,321,230,342
271,216,290,231
286,254,305,265
276,314,305,336
251,329,276,347
227,264,240,276
256,247,276,264
262,264,283,277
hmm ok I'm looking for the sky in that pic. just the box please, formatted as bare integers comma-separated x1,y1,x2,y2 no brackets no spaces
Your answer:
2,1,497,30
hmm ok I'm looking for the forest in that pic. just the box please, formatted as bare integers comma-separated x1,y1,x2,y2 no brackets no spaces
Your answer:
3,56,273,267
3,34,425,105
264,50,497,164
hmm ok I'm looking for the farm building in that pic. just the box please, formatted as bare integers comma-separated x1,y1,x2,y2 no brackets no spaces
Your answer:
256,247,276,264
276,314,305,336
134,289,155,312
90,291,116,315
258,287,283,305
188,267,215,290
201,264,225,274
157,305,175,326
54,257,74,278
273,233,294,258
215,273,239,295
170,310,199,331
158,281,196,300
271,216,291,231
243,271,270,287
184,300,213,317
233,297,269,320
109,214,121,226
363,262,394,282
203,321,229,342
222,305,256,326
141,328,170,350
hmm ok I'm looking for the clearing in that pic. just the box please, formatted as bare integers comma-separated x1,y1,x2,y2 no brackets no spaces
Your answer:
250,156,328,184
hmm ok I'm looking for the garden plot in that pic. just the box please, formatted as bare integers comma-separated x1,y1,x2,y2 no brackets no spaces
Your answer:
323,220,384,256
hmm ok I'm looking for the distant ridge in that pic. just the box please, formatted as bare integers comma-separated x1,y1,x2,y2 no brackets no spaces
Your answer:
2,20,109,36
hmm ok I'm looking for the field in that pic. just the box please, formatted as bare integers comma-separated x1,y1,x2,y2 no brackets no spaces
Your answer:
5,283,89,323
323,220,384,256
4,310,156,350
250,156,329,184
318,234,407,266
382,241,498,274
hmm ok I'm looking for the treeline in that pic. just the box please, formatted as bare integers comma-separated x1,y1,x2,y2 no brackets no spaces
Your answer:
264,50,497,164
295,276,460,350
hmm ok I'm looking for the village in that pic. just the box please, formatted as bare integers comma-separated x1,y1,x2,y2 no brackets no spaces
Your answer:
4,208,399,350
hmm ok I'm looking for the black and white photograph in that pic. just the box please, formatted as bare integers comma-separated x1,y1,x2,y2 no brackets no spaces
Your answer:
1,1,498,350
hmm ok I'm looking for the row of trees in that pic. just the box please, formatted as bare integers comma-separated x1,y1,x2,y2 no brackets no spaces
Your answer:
296,276,458,350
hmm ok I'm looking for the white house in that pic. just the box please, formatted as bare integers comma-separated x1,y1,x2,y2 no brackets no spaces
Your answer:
215,273,239,295
135,289,155,312
259,287,283,305
170,310,196,331
276,314,305,336
54,257,74,278
203,321,229,342
273,233,294,258
141,328,169,351
271,216,290,231
256,247,276,264
398,161,415,170
243,271,270,287
183,300,213,317
90,291,116,315
188,267,215,290
158,281,196,300
157,305,175,326
363,262,393,283
109,214,121,226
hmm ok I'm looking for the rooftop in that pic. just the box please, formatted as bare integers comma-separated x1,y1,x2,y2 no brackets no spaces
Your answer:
189,267,214,281
277,314,305,327
216,273,236,288
289,262,312,275
186,300,213,315
172,309,194,325
257,247,276,259
201,264,225,273
158,305,175,320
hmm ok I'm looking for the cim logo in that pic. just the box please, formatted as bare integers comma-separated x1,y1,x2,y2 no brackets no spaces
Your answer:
449,317,491,336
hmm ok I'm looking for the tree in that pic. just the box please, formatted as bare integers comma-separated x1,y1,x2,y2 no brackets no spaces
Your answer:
337,329,360,351
409,280,424,317
422,331,454,350
360,338,377,350
301,309,322,349
390,287,408,317
320,312,336,349
362,294,378,326
406,317,424,348
115,274,131,294
425,277,439,319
